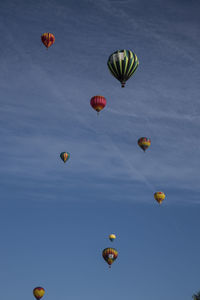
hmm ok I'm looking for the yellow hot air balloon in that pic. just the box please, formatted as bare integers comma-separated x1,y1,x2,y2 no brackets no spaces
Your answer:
109,234,116,242
33,287,45,300
154,191,165,204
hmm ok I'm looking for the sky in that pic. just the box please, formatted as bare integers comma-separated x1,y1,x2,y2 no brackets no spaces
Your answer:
0,0,200,299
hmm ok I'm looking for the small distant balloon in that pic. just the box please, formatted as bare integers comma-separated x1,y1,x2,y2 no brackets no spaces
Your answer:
109,234,116,242
138,137,151,152
102,247,118,268
107,49,139,87
60,152,70,163
41,33,55,48
90,96,106,115
33,287,45,300
154,191,165,204
193,292,200,300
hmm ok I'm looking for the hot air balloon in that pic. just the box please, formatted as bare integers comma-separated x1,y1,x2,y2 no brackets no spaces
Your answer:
193,292,200,300
109,234,116,242
33,287,45,300
90,96,106,115
154,191,165,204
107,50,139,87
138,137,151,152
60,152,70,163
102,247,118,268
41,33,55,49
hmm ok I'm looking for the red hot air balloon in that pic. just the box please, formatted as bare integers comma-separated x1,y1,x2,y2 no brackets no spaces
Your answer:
90,96,106,115
41,33,55,49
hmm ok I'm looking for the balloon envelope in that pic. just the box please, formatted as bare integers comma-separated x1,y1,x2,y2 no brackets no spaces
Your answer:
109,234,116,242
60,152,70,163
154,191,165,204
107,49,139,87
102,247,118,267
138,137,151,152
193,293,200,300
33,287,45,300
90,96,106,113
41,33,55,48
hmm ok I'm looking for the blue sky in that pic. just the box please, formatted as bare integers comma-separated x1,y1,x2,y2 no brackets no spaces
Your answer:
0,0,200,299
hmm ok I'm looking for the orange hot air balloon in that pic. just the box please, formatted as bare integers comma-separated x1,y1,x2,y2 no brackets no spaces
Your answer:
41,33,55,49
90,96,106,115
154,191,165,204
33,287,45,300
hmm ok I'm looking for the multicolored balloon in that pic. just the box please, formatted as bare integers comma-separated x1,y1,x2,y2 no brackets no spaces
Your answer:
193,292,200,300
90,96,106,114
41,33,55,49
60,152,70,163
138,137,151,152
109,234,116,242
107,49,139,87
33,287,45,300
154,191,165,204
102,247,118,267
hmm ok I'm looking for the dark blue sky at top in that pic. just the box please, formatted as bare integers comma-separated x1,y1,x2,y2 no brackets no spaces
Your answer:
0,0,200,300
